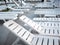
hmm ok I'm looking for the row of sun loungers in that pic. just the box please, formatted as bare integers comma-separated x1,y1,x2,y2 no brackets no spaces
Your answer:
33,18,60,21
3,16,59,36
0,0,60,45
3,19,60,45
34,8,60,15
3,15,60,45
20,15,60,36
35,1,60,8
35,2,54,8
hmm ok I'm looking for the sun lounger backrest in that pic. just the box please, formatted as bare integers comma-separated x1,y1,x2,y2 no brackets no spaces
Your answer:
3,20,34,45
20,15,43,34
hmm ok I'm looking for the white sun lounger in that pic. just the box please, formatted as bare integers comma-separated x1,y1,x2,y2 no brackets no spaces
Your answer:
34,9,60,15
20,15,60,37
3,20,34,45
4,20,34,44
33,17,60,36
0,13,18,20
35,2,53,8
3,20,60,45
33,18,60,21
20,15,43,34
35,22,60,36
35,22,60,27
